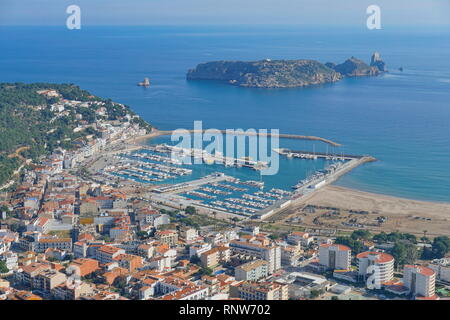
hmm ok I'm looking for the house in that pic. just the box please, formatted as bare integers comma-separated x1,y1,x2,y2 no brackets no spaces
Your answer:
94,245,125,264
200,248,219,269
67,258,99,277
287,231,313,247
155,230,178,246
235,260,269,281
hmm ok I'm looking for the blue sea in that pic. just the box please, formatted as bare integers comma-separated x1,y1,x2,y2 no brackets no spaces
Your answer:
1,25,449,202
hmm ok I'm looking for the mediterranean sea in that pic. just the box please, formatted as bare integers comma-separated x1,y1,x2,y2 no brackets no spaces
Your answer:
0,25,449,202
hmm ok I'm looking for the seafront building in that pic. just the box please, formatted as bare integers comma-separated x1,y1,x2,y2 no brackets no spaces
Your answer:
403,265,437,299
427,258,450,283
357,251,395,285
318,243,351,270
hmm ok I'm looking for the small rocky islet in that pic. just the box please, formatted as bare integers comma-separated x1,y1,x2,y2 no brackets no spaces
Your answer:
186,52,387,88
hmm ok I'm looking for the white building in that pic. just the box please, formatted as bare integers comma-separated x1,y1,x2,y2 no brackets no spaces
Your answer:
427,258,450,283
148,256,172,272
0,252,18,271
318,243,351,270
357,251,394,285
229,241,281,274
189,243,212,258
287,232,314,247
403,265,436,299
235,260,269,281
180,227,198,243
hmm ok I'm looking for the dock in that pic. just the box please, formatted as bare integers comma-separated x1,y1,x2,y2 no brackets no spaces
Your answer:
143,144,268,170
274,148,364,161
145,129,342,147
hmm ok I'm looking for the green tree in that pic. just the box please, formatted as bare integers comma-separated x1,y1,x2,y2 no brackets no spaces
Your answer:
432,236,450,259
373,232,388,243
351,229,372,241
136,231,149,240
391,241,418,267
200,267,213,276
335,236,364,254
185,206,196,215
113,276,127,289
0,260,9,273
310,289,324,299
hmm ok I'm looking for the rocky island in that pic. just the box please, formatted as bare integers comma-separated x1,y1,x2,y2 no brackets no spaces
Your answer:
187,52,386,88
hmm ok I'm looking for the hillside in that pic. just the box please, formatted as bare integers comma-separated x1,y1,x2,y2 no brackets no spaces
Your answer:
0,83,151,186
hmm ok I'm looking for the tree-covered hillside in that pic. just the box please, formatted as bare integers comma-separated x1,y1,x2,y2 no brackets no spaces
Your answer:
0,83,151,186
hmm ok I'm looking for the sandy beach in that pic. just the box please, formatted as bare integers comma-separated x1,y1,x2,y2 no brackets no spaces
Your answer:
295,185,450,236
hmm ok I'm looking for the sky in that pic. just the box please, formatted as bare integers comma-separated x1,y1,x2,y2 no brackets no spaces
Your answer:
0,0,449,26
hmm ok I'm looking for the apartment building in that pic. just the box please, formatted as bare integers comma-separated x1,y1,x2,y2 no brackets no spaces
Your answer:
357,251,395,285
94,245,125,264
427,258,450,283
235,260,269,281
230,241,281,274
318,243,351,270
200,248,219,269
155,230,178,246
236,281,289,300
403,265,437,299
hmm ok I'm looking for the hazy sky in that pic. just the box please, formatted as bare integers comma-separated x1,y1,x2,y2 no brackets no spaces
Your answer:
1,0,449,26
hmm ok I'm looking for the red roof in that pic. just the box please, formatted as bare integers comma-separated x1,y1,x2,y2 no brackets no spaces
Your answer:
416,294,439,300
404,265,435,277
356,251,394,263
320,243,351,251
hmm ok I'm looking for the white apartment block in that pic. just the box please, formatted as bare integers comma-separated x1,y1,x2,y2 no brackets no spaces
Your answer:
230,241,281,274
403,265,436,298
427,258,450,283
357,251,394,285
318,244,351,270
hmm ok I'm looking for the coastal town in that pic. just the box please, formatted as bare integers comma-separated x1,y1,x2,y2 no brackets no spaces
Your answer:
0,87,449,301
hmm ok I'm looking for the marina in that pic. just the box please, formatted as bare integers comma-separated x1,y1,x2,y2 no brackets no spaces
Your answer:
88,142,374,220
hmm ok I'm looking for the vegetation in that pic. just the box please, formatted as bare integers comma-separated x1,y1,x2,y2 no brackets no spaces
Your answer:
199,267,214,276
0,204,10,218
391,241,419,267
335,235,365,254
310,289,324,299
185,206,197,215
336,230,450,266
136,231,150,240
0,260,9,274
187,59,343,88
373,231,417,244
0,82,152,186
422,236,450,260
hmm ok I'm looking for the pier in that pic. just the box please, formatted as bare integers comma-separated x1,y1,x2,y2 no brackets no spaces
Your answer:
253,154,376,221
132,129,342,147
274,148,364,161
142,144,269,171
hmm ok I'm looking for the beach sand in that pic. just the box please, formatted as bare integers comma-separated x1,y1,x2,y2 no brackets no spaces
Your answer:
281,185,450,237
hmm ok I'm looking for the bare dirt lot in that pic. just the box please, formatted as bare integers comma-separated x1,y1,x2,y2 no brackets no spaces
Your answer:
273,185,450,237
